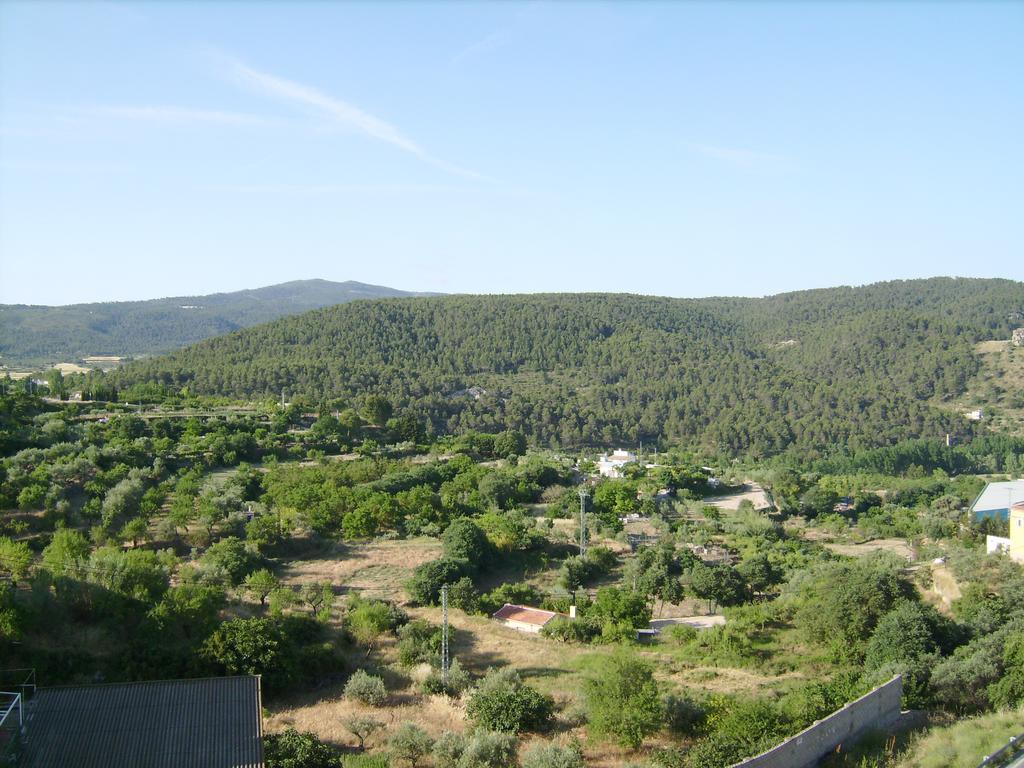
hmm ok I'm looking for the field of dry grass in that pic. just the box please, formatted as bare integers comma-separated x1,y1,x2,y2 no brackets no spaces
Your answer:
280,538,443,601
260,498,827,766
824,538,914,561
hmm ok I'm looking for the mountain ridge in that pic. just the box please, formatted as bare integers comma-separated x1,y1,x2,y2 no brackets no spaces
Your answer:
109,277,1024,457
0,278,437,366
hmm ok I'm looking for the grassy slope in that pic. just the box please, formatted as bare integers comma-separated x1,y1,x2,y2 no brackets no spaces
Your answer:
939,340,1024,436
896,707,1024,768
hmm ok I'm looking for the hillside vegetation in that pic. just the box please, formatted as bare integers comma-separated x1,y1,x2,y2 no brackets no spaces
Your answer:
939,340,1024,436
0,279,430,366
111,278,1024,457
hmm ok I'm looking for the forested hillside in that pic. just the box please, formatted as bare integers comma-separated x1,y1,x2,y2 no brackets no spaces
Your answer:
110,278,1024,457
0,279,432,365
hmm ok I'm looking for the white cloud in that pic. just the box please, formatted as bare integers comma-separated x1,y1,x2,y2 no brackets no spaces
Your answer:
227,58,484,180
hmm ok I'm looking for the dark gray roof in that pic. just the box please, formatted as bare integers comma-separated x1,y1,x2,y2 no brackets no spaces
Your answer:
20,675,264,768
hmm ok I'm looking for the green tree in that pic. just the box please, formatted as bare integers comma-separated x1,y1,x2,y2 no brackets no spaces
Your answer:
389,722,434,767
494,430,527,458
690,563,749,614
406,558,468,605
148,583,225,643
864,600,945,707
362,396,393,426
200,537,258,585
343,716,385,751
988,632,1024,709
202,617,295,693
465,668,554,733
0,537,32,583
244,568,281,606
432,730,517,768
41,528,90,576
442,518,491,569
265,727,341,768
737,553,783,597
794,554,914,659
298,581,335,619
347,595,407,653
583,652,664,749
396,619,442,666
119,516,149,548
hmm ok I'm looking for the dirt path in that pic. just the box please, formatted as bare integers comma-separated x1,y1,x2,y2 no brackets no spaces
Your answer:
703,482,773,511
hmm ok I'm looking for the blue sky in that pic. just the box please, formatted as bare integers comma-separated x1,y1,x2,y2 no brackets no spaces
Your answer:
1,1,1021,305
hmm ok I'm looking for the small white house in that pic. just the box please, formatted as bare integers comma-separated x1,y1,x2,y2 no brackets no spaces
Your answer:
597,449,638,478
987,536,1012,555
491,604,564,634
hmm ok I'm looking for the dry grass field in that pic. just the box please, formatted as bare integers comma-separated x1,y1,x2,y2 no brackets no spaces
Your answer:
280,538,443,601
824,538,914,561
259,517,822,767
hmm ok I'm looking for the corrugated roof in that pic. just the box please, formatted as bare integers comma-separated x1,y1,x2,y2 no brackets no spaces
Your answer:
20,675,264,768
492,603,562,626
972,480,1024,515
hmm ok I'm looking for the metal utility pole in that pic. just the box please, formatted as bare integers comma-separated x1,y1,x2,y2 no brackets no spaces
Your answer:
578,489,589,557
441,583,450,685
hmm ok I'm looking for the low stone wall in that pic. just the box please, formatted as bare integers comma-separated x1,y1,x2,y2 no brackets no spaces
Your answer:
732,675,903,768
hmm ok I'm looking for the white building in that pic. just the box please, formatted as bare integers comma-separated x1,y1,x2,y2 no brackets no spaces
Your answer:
971,480,1024,521
596,449,638,478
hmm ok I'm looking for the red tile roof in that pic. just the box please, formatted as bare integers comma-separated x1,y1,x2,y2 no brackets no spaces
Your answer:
491,603,562,627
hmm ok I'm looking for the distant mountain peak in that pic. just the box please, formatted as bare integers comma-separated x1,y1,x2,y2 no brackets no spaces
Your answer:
0,279,438,367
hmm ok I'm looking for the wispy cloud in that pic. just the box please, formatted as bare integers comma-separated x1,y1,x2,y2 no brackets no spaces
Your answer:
85,105,266,125
450,29,510,68
226,58,484,180
689,143,791,170
208,181,461,196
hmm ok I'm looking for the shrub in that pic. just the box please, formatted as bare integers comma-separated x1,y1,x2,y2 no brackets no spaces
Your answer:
664,624,698,645
433,730,518,768
397,620,442,667
199,536,259,585
347,595,408,648
344,669,388,706
264,727,341,768
448,576,480,613
389,722,433,767
477,582,543,616
583,652,664,749
520,741,586,768
663,692,705,736
420,658,472,696
459,730,518,768
541,617,600,644
405,558,469,605
466,667,554,733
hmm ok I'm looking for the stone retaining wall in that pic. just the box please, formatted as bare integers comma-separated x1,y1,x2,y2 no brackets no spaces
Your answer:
732,675,903,768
